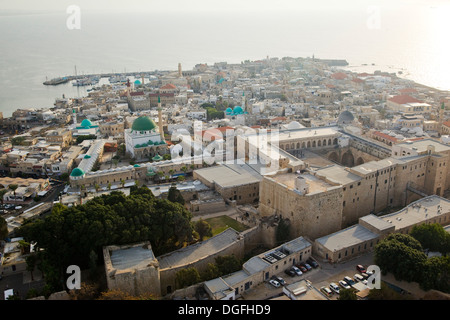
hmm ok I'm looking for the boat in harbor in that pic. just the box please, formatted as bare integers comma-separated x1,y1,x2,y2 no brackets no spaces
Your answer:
72,76,100,86
43,77,70,85
108,75,128,83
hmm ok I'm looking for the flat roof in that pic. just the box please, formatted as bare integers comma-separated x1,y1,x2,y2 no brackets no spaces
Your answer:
157,228,240,270
315,224,378,252
395,138,450,154
270,172,334,194
277,126,338,142
350,157,401,175
204,277,234,299
110,245,156,270
359,214,394,232
316,165,361,185
243,256,270,275
380,195,450,231
222,270,251,287
194,164,262,188
282,236,312,254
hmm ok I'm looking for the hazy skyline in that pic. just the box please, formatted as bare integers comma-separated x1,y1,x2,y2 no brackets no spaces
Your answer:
1,0,449,13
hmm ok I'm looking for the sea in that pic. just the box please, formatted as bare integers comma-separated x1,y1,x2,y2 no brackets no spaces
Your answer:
1,3,449,117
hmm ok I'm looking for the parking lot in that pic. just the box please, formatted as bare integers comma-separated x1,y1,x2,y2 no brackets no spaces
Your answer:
241,252,376,300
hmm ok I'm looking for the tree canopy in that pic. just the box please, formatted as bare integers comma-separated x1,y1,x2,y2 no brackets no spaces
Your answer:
374,232,450,293
410,223,450,255
17,186,194,291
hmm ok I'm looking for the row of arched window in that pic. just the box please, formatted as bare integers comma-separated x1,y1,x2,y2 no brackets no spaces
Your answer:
280,137,338,151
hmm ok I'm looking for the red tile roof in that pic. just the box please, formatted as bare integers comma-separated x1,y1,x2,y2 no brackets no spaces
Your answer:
351,78,365,83
196,126,235,140
388,94,422,105
331,72,348,80
373,131,398,143
160,83,177,90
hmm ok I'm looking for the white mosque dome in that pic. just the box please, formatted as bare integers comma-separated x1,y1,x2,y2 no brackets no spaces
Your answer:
287,121,305,130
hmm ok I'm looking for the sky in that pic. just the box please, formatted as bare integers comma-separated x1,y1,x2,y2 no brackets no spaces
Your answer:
1,0,448,14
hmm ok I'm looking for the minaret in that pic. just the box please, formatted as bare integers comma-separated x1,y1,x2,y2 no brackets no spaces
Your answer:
126,78,131,95
242,91,246,112
439,102,445,135
72,108,77,126
158,95,164,141
178,63,182,78
141,74,145,86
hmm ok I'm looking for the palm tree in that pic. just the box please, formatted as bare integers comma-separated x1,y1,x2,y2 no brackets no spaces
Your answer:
94,184,100,192
120,179,125,189
169,169,175,180
8,184,18,207
79,184,86,205
0,189,8,214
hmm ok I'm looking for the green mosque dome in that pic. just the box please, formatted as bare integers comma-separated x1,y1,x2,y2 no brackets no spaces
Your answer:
80,119,93,128
233,106,243,114
132,116,157,132
70,167,85,177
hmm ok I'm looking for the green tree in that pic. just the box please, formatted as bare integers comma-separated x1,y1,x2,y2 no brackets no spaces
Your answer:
176,268,201,288
11,136,25,146
26,254,37,281
338,288,357,300
89,250,99,280
275,218,291,245
0,216,8,240
410,223,450,254
420,256,450,292
194,219,213,241
17,188,195,294
215,255,241,276
0,188,8,213
374,233,426,282
167,185,185,205
200,263,221,282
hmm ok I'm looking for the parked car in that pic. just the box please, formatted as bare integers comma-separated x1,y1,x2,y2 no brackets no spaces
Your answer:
329,282,340,294
356,264,366,273
360,272,369,280
271,275,286,286
354,273,365,282
307,258,319,268
285,269,296,277
297,264,307,273
339,280,351,290
269,279,280,288
291,266,303,276
344,276,356,286
320,286,333,297
304,263,312,271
